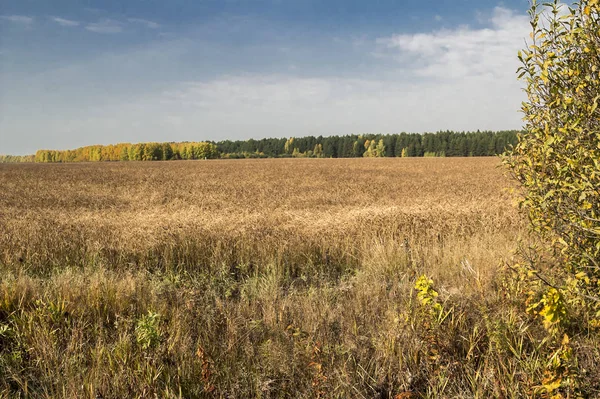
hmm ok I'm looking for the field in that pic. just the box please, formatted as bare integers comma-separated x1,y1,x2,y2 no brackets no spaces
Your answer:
0,158,597,398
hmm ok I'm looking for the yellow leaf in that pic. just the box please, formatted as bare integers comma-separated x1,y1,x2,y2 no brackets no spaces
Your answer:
575,271,587,280
543,377,562,392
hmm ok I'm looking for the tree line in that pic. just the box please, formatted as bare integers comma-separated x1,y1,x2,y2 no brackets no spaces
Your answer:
2,130,519,163
33,142,219,163
217,130,518,158
0,155,35,163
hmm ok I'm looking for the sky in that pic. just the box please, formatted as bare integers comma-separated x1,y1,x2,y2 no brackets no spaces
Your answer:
0,0,534,155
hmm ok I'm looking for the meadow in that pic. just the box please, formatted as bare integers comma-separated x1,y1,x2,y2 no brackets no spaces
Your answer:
0,158,597,398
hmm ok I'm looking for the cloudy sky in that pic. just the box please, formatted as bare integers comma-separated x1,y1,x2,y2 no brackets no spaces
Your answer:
0,0,533,155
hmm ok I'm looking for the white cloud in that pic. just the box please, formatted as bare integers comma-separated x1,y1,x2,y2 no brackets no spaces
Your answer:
377,6,530,81
0,15,34,24
434,15,443,22
1,68,526,154
127,18,160,29
51,17,80,27
138,8,532,136
152,73,522,135
163,77,333,109
86,19,123,34
0,6,534,153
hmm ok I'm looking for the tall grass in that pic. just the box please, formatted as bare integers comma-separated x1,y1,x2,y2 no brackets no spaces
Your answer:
0,158,597,398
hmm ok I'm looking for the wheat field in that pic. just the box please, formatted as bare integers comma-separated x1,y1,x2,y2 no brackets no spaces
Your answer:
0,158,597,398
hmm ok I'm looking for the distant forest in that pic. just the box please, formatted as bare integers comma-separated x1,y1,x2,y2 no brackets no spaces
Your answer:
1,130,519,162
0,155,35,163
218,130,518,159
33,142,219,163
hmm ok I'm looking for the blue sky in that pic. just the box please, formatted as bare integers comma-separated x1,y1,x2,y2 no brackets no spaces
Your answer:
0,0,533,154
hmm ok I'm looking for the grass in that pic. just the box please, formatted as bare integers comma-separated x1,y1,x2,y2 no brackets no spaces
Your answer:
0,158,597,398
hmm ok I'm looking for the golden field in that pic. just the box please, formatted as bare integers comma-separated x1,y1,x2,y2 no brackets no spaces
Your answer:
0,158,597,398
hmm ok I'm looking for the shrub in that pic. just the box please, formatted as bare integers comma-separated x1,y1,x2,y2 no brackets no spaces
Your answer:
135,311,162,350
504,0,600,395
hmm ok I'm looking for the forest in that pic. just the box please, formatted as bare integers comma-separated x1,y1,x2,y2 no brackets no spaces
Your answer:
17,130,519,163
33,142,219,163
0,155,35,163
217,130,518,159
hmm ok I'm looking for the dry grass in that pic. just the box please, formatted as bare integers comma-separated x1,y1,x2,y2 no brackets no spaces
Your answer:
0,158,596,398
0,158,518,277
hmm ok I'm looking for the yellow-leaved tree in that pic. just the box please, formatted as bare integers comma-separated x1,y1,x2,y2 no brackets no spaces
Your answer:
504,0,600,394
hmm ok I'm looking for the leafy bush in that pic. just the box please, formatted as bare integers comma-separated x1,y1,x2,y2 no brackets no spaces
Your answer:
505,0,600,394
135,311,162,350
